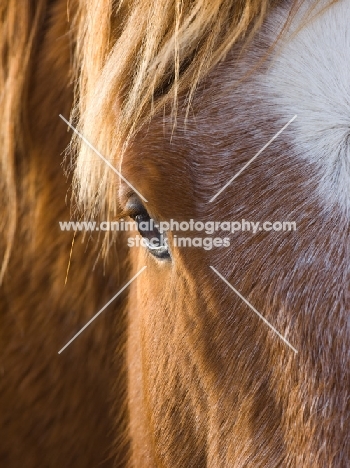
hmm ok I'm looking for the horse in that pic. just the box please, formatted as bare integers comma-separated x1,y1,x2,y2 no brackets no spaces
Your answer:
1,0,349,466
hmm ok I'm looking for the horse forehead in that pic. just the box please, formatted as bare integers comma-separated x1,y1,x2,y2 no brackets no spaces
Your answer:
130,1,350,215
260,0,350,215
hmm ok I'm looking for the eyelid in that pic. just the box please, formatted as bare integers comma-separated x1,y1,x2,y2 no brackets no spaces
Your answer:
124,194,161,223
124,194,146,216
119,184,135,205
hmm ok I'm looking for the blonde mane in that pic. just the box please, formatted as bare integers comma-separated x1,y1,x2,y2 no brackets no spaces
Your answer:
73,0,289,218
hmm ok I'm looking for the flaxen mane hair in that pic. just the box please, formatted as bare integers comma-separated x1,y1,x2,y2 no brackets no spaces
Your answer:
72,0,293,220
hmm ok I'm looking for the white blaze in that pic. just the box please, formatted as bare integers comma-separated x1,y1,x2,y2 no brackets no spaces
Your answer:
263,0,350,214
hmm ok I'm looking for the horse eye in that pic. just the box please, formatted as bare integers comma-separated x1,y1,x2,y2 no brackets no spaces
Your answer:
126,197,171,260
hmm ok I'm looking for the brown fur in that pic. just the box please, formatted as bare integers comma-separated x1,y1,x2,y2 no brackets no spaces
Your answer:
123,65,349,465
1,0,348,467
